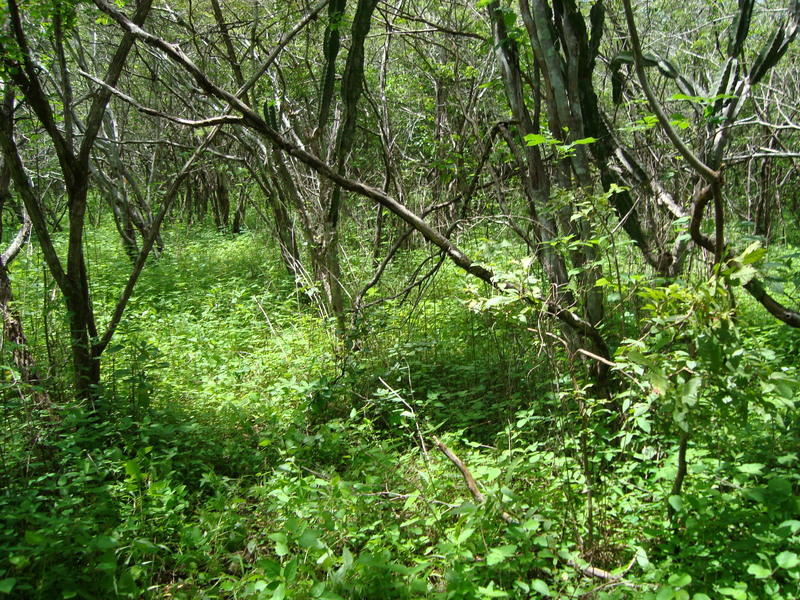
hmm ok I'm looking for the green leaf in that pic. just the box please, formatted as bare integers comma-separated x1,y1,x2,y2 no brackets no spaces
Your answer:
0,579,16,595
455,527,475,545
738,241,767,265
679,377,701,406
283,558,298,582
24,531,45,545
747,563,772,578
572,137,596,145
656,586,676,600
737,463,765,476
779,520,800,534
258,558,281,578
524,133,549,146
271,583,286,600
729,264,757,285
132,538,160,554
269,533,289,557
476,582,509,597
718,586,748,599
483,294,516,308
297,530,323,549
668,495,684,513
310,581,326,597
767,477,792,499
650,370,669,395
341,547,354,570
531,579,551,596
776,551,799,570
635,416,651,433
124,459,146,483
117,569,138,594
95,535,118,550
402,490,420,511
743,487,766,503
635,546,651,568
626,349,650,366
668,573,692,587
485,544,517,566
479,466,502,482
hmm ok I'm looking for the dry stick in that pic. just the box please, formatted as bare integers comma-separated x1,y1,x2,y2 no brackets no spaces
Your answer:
576,348,641,384
434,436,487,504
433,436,630,582
576,347,615,368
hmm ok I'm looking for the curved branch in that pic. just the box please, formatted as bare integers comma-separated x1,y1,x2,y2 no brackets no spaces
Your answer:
620,0,727,264
619,0,719,185
94,0,610,358
690,184,800,327
78,70,244,127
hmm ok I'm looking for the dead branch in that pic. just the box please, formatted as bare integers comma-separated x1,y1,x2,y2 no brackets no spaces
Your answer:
434,436,487,504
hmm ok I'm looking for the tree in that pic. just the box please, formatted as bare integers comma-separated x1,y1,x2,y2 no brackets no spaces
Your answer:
0,0,155,398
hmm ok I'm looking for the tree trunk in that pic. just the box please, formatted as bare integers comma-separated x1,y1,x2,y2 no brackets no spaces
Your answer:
0,0,153,400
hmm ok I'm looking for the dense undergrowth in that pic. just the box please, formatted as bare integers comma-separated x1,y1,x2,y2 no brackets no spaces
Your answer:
1,226,798,599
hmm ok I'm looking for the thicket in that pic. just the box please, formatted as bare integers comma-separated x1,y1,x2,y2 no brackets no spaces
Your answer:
1,0,799,597
1,218,798,599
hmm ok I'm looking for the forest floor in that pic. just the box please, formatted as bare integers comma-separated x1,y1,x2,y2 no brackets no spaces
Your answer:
1,228,798,599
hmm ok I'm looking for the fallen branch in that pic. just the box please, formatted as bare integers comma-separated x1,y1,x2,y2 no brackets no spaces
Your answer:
433,436,631,582
434,436,486,504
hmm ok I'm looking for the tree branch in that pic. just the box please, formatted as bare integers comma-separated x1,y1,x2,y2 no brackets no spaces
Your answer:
619,0,719,185
93,0,611,357
77,70,244,127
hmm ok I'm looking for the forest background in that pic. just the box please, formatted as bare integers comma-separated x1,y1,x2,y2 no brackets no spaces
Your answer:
0,0,799,597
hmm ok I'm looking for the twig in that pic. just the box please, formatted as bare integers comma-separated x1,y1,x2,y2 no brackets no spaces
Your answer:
577,348,640,383
253,295,290,362
577,348,616,367
380,377,429,461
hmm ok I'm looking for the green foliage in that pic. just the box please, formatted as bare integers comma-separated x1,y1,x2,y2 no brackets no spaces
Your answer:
610,269,799,599
2,226,799,599
524,131,597,158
